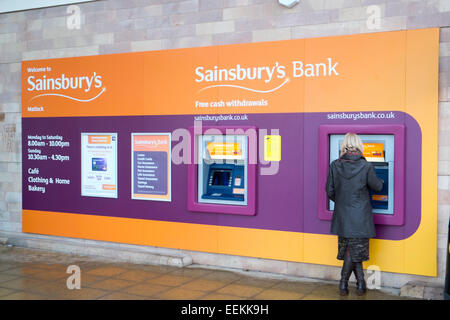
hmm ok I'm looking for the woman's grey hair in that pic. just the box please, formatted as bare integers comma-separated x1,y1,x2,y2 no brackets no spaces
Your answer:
340,133,364,156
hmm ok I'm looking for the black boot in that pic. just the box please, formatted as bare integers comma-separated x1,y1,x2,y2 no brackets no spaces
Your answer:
354,262,366,296
339,253,354,296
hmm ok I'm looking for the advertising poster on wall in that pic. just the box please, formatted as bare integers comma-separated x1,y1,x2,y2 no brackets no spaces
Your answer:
132,133,171,202
81,133,118,198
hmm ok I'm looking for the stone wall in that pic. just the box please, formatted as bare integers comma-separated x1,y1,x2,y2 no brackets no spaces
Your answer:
0,0,449,289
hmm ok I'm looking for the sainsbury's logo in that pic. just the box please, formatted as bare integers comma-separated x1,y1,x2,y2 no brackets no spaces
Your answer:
27,71,106,102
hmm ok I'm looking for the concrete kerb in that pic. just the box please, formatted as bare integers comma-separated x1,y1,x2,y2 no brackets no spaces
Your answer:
400,281,445,300
0,231,193,268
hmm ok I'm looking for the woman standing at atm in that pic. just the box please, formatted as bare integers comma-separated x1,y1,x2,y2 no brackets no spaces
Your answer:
326,133,383,296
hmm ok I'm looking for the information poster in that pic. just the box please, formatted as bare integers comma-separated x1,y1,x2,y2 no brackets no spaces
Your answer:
25,134,72,195
132,133,171,201
81,133,118,198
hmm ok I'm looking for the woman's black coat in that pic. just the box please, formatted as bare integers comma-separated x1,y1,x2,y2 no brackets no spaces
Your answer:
326,152,384,238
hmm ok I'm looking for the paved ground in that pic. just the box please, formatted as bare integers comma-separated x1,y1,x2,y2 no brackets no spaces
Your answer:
0,245,414,300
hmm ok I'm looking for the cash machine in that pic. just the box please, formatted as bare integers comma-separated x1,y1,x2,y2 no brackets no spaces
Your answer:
198,134,248,206
328,134,394,215
187,126,256,216
318,125,405,226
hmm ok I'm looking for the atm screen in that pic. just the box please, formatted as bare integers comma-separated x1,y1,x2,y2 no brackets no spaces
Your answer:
211,170,231,186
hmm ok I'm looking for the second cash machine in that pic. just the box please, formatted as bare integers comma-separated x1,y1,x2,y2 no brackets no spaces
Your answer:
329,134,394,215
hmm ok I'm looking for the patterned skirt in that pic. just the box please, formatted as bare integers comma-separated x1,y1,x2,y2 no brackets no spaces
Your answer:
337,237,370,262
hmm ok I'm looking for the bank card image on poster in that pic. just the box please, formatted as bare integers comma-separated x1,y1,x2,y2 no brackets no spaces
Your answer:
81,133,118,198
131,133,171,202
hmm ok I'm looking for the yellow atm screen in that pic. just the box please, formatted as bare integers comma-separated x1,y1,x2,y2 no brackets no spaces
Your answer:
363,143,384,162
207,142,242,159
